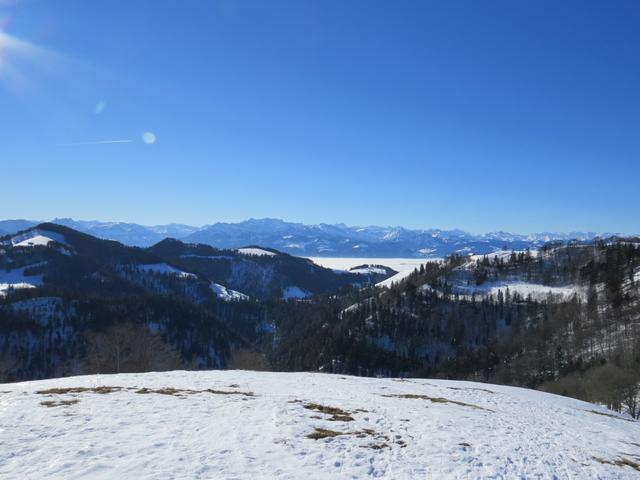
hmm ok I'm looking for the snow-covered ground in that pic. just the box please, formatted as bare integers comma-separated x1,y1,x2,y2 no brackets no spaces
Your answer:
210,282,249,301
306,257,440,288
1,370,638,479
0,264,44,296
5,229,68,248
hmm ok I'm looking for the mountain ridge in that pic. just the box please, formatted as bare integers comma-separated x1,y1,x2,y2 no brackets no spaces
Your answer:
0,218,628,257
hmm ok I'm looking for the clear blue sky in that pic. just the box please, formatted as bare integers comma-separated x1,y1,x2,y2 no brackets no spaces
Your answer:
1,0,638,234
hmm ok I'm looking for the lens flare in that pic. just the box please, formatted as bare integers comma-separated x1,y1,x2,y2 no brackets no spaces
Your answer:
142,131,156,144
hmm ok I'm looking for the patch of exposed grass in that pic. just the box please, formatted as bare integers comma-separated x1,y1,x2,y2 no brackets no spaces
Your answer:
305,420,407,449
40,399,80,408
36,386,254,398
204,389,254,397
135,387,255,396
307,427,377,440
593,456,640,471
354,428,376,438
328,415,354,422
307,426,405,449
367,443,389,450
303,403,354,421
383,393,492,411
136,387,185,396
307,428,344,439
36,386,123,395
303,403,347,416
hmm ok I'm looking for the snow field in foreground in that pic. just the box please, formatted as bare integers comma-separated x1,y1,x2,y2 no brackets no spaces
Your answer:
0,370,639,479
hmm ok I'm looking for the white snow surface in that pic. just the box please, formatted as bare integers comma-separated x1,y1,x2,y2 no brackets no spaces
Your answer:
210,282,249,301
13,235,56,247
0,264,44,296
0,370,638,479
7,229,67,248
237,247,276,257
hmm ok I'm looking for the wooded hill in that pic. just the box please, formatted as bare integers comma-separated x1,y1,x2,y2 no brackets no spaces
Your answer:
2,225,639,417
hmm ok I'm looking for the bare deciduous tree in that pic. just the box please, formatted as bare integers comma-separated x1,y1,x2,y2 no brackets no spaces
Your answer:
83,323,184,374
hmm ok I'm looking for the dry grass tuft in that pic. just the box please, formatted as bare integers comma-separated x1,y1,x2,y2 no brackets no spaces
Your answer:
136,387,185,396
204,389,254,397
383,393,492,411
593,456,640,471
135,387,254,396
307,428,344,439
40,399,80,408
367,443,389,450
35,385,254,398
36,386,122,395
303,403,354,421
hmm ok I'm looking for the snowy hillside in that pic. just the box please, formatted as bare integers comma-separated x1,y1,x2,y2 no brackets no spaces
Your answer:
1,371,639,479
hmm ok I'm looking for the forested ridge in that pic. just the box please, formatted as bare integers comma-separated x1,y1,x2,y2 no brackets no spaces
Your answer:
2,225,639,417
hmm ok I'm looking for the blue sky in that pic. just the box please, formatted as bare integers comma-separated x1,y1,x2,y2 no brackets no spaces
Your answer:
1,0,638,234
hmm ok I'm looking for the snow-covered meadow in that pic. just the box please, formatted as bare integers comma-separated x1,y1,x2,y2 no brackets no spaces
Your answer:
1,370,639,479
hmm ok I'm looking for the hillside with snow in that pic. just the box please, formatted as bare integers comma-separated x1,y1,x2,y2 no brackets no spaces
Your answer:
0,370,638,479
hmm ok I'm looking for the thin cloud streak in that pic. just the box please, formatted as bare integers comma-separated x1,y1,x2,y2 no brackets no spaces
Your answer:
56,139,133,146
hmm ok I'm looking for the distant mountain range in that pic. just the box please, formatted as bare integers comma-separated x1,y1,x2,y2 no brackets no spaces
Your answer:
0,218,626,258
1,223,390,301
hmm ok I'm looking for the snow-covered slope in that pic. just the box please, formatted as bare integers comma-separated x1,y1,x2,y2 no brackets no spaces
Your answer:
4,229,68,248
0,263,44,296
1,371,638,479
210,282,249,301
